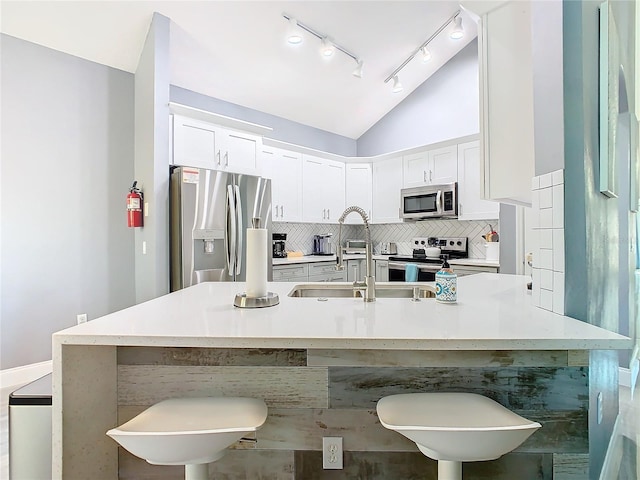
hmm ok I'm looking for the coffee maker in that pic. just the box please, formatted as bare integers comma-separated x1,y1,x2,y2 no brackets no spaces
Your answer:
313,233,333,255
272,233,287,258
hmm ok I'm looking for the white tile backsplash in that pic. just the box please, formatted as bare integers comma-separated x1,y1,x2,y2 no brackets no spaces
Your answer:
530,169,565,314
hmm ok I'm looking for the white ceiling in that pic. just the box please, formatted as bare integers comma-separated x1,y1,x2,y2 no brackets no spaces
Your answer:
1,1,477,139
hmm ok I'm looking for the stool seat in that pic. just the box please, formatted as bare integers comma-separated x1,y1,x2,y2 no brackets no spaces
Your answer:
377,393,540,480
107,397,267,474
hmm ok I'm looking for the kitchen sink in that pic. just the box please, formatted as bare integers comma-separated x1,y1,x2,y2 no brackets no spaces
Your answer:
287,283,435,299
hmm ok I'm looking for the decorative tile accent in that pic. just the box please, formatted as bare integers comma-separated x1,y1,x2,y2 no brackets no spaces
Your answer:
531,169,565,314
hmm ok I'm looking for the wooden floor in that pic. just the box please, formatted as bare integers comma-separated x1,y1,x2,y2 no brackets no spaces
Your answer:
1,380,638,479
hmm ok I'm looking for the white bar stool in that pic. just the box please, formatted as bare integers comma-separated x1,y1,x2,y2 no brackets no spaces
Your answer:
107,397,268,480
376,393,541,480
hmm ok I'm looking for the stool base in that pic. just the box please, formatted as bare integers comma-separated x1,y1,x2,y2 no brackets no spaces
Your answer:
185,463,208,480
438,460,462,480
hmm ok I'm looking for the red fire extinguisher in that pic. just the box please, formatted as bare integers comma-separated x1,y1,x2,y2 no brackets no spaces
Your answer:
127,181,143,228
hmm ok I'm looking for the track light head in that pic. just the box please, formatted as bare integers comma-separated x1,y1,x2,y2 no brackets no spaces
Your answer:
392,76,403,93
352,59,364,78
421,47,431,63
450,16,464,39
320,37,335,57
287,17,303,44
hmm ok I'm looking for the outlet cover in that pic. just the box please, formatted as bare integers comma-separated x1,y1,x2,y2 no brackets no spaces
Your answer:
322,436,343,469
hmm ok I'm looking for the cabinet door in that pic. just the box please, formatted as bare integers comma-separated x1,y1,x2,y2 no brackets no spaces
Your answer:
346,259,363,282
402,151,430,188
375,260,389,282
222,130,259,174
372,157,403,224
345,164,372,224
429,145,458,184
172,115,219,169
324,160,346,223
302,155,326,222
278,151,303,222
457,141,500,220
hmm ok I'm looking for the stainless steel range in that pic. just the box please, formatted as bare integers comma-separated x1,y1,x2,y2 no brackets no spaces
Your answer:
387,237,468,282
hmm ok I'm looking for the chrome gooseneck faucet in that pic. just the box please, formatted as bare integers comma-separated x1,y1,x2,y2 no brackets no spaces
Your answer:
336,206,375,302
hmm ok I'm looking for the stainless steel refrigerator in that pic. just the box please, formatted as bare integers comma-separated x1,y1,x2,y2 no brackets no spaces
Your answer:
170,166,272,291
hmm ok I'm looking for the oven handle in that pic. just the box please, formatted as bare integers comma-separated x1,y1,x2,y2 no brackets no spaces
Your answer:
388,262,440,272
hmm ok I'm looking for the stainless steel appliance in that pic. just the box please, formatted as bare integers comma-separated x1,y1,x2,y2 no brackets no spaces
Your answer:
401,183,457,220
170,166,272,291
388,237,468,282
313,234,333,255
379,242,398,255
345,239,367,254
273,233,287,258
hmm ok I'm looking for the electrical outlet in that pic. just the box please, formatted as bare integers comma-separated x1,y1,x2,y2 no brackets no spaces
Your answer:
76,313,87,324
322,436,343,469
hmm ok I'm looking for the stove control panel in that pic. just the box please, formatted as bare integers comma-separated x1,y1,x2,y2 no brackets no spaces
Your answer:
412,237,468,254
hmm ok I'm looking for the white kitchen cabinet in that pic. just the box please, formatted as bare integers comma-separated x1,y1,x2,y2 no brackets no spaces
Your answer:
346,258,368,282
457,141,500,220
261,147,303,222
375,260,389,282
452,264,499,276
372,156,403,224
302,155,345,223
308,261,346,282
345,164,372,224
172,115,260,175
478,1,534,206
402,145,457,188
272,264,309,282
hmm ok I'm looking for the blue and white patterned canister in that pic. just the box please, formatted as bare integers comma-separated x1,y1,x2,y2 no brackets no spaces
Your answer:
435,269,457,303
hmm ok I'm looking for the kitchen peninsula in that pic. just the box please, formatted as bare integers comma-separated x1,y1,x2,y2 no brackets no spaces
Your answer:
52,274,631,479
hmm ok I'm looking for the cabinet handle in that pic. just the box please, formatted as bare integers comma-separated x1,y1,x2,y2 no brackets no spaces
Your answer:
327,208,330,219
216,150,221,165
429,170,433,182
423,171,427,183
224,152,229,166
459,203,463,217
280,205,284,217
274,205,279,218
322,209,326,219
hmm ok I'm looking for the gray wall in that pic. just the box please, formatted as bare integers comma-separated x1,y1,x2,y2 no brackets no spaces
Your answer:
0,34,136,369
170,86,357,157
357,40,479,156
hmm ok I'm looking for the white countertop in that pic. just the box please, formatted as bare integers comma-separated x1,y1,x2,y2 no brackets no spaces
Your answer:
53,274,630,351
274,254,499,268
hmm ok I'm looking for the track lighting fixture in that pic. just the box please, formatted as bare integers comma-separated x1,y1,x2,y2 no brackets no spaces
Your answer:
352,59,364,78
450,17,464,39
320,37,335,57
384,10,462,92
286,17,303,45
392,76,403,93
282,13,363,78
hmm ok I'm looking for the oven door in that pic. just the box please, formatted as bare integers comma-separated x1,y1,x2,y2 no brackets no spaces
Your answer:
388,262,437,282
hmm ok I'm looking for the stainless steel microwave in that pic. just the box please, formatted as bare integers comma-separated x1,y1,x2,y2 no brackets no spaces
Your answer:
400,183,457,220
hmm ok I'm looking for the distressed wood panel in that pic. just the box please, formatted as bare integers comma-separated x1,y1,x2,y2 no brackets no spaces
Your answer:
567,350,589,366
328,366,589,411
553,453,590,479
309,349,570,367
118,365,328,408
118,346,307,366
119,449,294,479
295,451,553,480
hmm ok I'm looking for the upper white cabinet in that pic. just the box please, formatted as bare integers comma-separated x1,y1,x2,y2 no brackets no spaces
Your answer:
372,156,403,224
345,164,373,224
172,114,260,175
478,1,534,205
457,141,500,220
302,155,345,223
260,146,303,222
402,145,457,188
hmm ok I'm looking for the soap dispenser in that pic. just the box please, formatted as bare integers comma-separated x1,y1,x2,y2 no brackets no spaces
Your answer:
435,255,457,303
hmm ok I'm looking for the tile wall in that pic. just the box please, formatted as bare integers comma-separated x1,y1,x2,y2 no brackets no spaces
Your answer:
530,170,565,314
274,219,499,259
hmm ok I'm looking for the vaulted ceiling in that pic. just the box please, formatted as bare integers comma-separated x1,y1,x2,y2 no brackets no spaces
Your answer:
1,1,477,138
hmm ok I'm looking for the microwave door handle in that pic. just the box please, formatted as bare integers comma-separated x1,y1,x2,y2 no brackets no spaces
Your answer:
436,190,443,215
234,184,243,275
226,185,236,278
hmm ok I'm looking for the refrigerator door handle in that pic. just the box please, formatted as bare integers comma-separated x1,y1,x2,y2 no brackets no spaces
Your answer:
226,185,236,278
234,184,243,275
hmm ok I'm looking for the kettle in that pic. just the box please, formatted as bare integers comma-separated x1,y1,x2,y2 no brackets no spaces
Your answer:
313,234,333,255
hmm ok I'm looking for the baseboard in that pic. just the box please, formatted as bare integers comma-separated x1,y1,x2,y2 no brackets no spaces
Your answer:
0,360,53,390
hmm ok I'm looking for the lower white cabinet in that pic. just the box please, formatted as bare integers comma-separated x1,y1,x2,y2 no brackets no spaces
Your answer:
452,264,499,276
346,259,367,282
457,141,500,220
273,262,345,282
272,264,309,282
375,260,389,282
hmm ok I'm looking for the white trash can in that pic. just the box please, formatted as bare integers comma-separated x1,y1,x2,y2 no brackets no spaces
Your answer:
9,373,52,480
